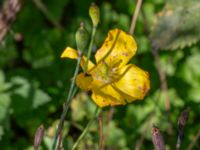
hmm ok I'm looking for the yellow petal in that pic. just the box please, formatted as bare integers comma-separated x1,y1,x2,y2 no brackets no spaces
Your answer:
76,73,93,91
90,80,126,107
61,47,95,72
114,64,150,102
81,56,95,73
61,47,79,59
91,90,125,107
95,29,137,68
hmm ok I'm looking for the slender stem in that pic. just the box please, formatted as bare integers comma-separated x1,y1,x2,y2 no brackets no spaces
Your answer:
141,5,172,135
107,107,114,123
98,114,103,150
52,22,98,150
72,107,100,150
51,53,82,150
187,130,200,150
33,0,63,30
70,25,99,150
152,48,170,112
129,0,143,35
84,26,97,73
152,47,172,136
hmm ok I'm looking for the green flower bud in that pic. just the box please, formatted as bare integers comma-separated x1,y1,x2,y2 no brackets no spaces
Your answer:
89,3,100,27
76,22,89,52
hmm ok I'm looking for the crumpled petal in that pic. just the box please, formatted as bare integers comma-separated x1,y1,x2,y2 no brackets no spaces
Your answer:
76,73,93,91
91,86,126,107
95,29,137,68
61,47,79,59
61,47,95,73
90,80,126,107
113,64,150,102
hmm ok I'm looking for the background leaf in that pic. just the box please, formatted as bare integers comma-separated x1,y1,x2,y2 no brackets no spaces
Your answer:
150,0,200,50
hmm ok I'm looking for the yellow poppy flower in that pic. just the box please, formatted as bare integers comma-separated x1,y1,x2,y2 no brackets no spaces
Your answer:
61,29,150,107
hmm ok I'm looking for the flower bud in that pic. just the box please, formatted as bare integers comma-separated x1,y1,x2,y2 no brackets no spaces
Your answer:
76,22,89,52
178,108,190,129
152,126,165,150
34,124,45,150
89,3,100,27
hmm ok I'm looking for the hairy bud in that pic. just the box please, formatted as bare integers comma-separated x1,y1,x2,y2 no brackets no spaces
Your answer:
75,22,89,52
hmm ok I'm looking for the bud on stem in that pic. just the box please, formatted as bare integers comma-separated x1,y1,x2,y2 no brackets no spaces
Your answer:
75,22,89,52
34,124,45,150
89,3,100,27
152,126,165,150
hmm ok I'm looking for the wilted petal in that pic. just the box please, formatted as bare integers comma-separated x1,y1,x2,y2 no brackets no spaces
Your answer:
91,89,125,107
95,29,137,68
76,73,93,91
61,47,95,72
114,64,150,102
91,82,126,107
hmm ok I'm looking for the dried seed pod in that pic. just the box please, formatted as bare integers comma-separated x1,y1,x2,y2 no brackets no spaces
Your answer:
34,124,45,150
176,108,190,149
0,0,21,42
178,108,190,130
152,126,165,150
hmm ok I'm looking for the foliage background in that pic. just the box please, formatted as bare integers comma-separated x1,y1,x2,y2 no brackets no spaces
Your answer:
0,0,200,149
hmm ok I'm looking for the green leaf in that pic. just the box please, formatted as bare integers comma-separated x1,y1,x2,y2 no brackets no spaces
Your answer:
177,47,200,85
71,92,96,121
0,71,11,124
188,87,200,103
0,70,11,92
151,0,200,50
11,77,51,110
32,89,51,109
43,0,70,21
104,122,128,150
0,93,11,122
0,126,4,140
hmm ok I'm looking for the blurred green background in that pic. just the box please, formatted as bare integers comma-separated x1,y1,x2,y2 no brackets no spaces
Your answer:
0,0,200,149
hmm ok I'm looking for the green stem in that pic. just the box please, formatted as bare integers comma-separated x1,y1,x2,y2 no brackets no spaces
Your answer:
72,107,100,150
52,24,97,150
51,53,82,150
84,26,97,73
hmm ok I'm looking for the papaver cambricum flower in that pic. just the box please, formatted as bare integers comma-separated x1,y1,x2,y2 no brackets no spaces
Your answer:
61,29,150,107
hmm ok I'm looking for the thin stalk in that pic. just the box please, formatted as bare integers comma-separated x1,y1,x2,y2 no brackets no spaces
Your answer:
84,26,97,73
52,23,97,150
51,53,82,150
129,0,143,35
71,25,98,150
33,0,63,30
98,114,103,150
72,107,99,150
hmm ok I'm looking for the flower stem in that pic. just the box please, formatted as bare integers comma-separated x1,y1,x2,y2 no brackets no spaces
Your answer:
72,107,100,150
70,25,98,149
129,0,143,35
84,26,97,73
51,52,82,150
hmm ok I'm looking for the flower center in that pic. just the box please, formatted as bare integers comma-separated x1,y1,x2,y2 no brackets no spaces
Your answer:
92,61,118,84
